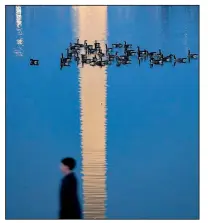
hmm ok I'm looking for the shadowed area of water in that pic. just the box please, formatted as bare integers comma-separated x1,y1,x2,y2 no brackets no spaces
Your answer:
6,5,199,219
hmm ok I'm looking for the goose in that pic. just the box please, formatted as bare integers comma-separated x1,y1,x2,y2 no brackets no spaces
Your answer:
116,55,131,64
116,60,122,67
147,51,157,57
96,60,105,67
69,43,80,50
30,59,39,65
60,53,69,64
92,55,98,62
81,54,90,63
156,49,162,57
161,54,173,62
125,49,137,56
66,48,73,60
98,49,105,58
105,44,113,53
102,59,112,66
74,38,84,47
150,58,163,65
124,41,132,48
88,48,97,54
83,58,92,64
118,51,130,60
60,54,70,69
188,49,198,58
90,61,96,66
137,46,148,56
74,52,80,62
108,52,118,61
121,59,131,65
112,43,123,48
94,40,100,49
173,55,187,63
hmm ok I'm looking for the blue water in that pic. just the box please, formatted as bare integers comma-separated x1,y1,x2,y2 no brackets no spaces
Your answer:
6,6,199,219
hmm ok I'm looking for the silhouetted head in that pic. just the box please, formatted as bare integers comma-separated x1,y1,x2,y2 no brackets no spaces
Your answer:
60,157,76,174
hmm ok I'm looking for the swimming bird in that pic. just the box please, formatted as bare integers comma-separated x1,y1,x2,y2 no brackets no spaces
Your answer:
125,49,137,56
96,60,105,67
116,55,131,64
112,43,123,48
94,40,101,49
60,53,70,69
124,41,132,49
161,53,173,62
74,52,80,62
117,51,130,61
69,42,80,51
30,59,39,65
102,59,112,66
92,55,98,62
188,49,198,58
155,49,162,57
173,55,187,63
137,46,148,56
88,48,97,54
74,38,84,47
147,51,157,57
90,61,96,66
108,52,118,61
83,58,92,64
116,60,122,67
81,54,91,64
105,44,113,53
98,49,105,58
150,58,163,65
66,48,73,60
121,59,131,65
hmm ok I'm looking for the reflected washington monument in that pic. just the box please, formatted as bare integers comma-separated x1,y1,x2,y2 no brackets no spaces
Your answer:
72,6,107,219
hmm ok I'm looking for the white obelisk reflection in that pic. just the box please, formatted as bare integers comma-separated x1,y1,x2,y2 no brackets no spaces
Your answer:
14,6,24,57
72,6,107,219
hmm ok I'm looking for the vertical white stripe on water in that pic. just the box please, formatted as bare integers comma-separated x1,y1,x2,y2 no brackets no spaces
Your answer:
71,6,79,42
72,6,107,219
14,6,24,57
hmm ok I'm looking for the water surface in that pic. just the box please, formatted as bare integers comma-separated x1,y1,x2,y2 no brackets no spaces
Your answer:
6,5,199,219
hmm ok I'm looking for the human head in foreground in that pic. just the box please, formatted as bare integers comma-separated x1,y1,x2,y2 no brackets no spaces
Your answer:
60,157,76,175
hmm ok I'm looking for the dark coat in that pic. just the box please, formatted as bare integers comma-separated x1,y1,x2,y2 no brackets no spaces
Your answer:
59,172,82,219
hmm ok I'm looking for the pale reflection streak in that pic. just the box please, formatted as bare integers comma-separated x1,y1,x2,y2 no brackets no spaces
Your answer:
72,6,107,219
14,6,24,57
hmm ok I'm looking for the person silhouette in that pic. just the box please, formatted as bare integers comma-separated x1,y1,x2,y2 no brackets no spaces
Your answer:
59,157,82,219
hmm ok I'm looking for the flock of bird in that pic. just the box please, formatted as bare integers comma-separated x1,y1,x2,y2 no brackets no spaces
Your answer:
30,39,199,68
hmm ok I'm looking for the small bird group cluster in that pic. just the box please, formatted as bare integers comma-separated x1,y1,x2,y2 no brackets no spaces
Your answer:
58,39,198,69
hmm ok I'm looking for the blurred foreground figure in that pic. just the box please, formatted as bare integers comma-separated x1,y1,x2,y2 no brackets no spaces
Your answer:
59,157,82,219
